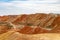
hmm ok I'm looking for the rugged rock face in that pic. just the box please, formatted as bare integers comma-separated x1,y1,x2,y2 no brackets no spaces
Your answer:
0,13,60,34
0,31,60,40
0,22,13,34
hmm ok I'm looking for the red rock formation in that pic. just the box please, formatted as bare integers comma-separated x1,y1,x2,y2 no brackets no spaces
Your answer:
0,13,60,34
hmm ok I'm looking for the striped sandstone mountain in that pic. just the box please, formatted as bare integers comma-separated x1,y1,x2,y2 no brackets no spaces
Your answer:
0,13,60,34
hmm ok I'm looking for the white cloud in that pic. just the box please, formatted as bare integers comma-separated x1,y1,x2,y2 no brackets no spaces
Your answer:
12,1,59,4
0,1,60,16
43,0,58,1
11,0,59,1
10,1,60,13
0,2,13,6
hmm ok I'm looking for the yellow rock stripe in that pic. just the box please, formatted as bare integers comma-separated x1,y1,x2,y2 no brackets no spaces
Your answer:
0,31,24,40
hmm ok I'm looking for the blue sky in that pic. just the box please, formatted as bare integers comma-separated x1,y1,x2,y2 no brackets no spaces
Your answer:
0,0,60,3
0,0,60,16
0,0,11,2
0,0,26,1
